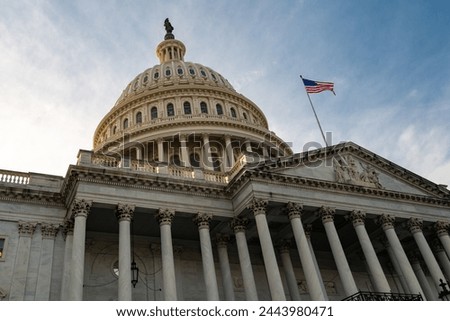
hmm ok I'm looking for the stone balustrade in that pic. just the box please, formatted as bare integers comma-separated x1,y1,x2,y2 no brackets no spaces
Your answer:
0,170,30,185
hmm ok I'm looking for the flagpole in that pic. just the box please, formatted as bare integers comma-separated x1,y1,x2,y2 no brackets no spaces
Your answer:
300,75,329,147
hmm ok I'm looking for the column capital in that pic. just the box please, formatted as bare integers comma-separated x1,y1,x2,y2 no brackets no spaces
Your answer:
304,224,313,238
286,202,303,220
317,206,335,223
193,212,212,229
278,239,292,254
247,198,268,216
116,203,135,222
72,199,92,219
155,208,175,225
377,214,396,230
407,217,423,234
40,223,60,239
62,219,74,239
215,234,230,248
435,221,450,237
18,221,37,237
230,217,249,233
349,210,366,227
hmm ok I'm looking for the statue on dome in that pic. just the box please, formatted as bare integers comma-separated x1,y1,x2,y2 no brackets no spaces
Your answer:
164,18,175,39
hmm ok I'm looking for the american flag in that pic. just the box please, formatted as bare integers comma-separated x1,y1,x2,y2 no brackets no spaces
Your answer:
301,77,335,95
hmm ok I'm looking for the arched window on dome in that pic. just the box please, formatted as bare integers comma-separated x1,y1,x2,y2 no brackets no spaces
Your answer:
136,112,142,124
123,118,129,129
189,67,196,76
167,103,175,117
177,66,184,76
151,107,158,120
183,101,192,115
200,101,208,114
189,153,201,168
165,68,172,77
230,108,237,118
216,104,223,115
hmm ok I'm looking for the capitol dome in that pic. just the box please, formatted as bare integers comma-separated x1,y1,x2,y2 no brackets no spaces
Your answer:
93,20,292,173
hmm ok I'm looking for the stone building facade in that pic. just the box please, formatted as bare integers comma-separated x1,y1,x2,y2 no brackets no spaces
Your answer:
1,21,449,301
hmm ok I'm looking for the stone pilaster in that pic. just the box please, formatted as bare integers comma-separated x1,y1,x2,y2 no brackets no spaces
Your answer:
35,223,59,300
287,202,326,301
230,217,258,300
318,206,357,297
9,222,37,300
194,213,219,300
155,208,177,300
116,203,135,301
248,198,285,300
60,220,74,300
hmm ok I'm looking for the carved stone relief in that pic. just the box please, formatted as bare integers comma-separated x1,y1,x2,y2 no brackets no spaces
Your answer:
333,155,382,188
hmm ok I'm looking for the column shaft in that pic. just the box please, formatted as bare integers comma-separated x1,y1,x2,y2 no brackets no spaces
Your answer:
161,224,177,300
60,228,73,300
435,249,450,281
224,135,234,169
279,247,301,300
435,221,450,259
118,219,132,300
250,199,285,300
233,223,258,300
411,258,437,301
385,243,409,293
217,237,235,301
288,203,326,300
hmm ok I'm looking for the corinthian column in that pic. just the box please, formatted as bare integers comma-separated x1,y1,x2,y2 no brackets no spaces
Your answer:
349,210,390,293
116,203,135,301
278,240,301,301
318,206,358,297
9,222,37,300
216,234,235,301
377,214,424,298
408,218,446,292
230,217,258,300
432,239,450,281
194,213,219,300
35,223,60,300
248,198,286,300
155,209,177,300
435,221,450,258
69,199,92,301
287,202,326,300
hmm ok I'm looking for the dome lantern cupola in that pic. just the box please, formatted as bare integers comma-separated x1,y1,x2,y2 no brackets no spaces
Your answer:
156,18,186,63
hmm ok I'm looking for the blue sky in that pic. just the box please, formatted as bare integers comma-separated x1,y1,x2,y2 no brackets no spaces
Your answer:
1,0,449,187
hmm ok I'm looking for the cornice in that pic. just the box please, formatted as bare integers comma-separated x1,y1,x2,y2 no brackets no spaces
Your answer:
0,186,64,207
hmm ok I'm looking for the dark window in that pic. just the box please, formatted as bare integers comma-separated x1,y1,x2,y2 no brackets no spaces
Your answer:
123,118,129,129
177,67,184,75
167,103,175,116
216,104,223,115
243,112,248,120
151,107,158,120
136,112,142,124
200,69,207,77
0,238,5,259
189,67,196,75
165,68,171,77
200,101,208,114
112,126,117,135
172,154,181,167
190,153,200,168
143,75,148,83
230,108,237,118
154,70,160,79
183,101,192,115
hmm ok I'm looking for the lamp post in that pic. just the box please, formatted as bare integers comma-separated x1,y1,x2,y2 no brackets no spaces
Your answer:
438,279,450,301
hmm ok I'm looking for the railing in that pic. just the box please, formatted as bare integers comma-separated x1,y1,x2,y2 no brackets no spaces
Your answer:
203,171,229,184
0,170,30,185
168,166,194,179
92,154,119,168
342,291,423,301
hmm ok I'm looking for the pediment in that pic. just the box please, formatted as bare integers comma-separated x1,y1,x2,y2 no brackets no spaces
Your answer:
257,142,448,198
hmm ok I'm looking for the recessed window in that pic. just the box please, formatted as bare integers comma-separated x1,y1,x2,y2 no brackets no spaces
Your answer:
230,108,237,118
200,69,207,78
177,67,184,75
123,118,129,129
183,101,192,115
167,103,175,116
112,126,117,135
200,101,208,114
190,153,200,168
189,67,196,75
151,107,158,120
165,68,172,77
172,154,181,167
154,70,160,79
136,112,142,124
143,75,149,83
211,73,217,81
0,238,5,259
243,112,248,120
216,104,223,115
